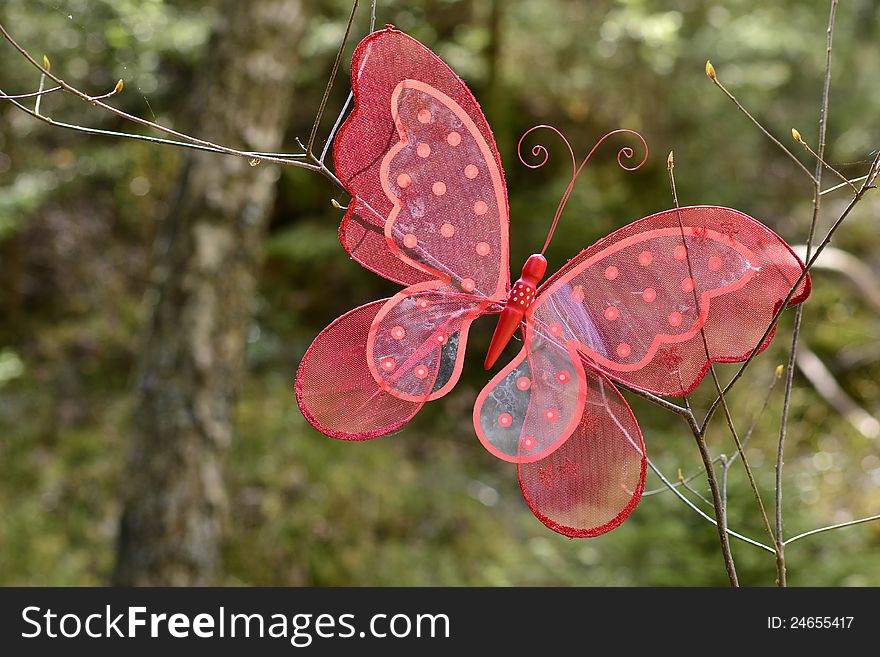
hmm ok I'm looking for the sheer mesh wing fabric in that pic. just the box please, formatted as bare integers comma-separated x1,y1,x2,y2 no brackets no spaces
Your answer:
518,365,646,538
473,318,646,537
296,300,425,440
534,206,810,396
367,283,494,403
335,28,509,295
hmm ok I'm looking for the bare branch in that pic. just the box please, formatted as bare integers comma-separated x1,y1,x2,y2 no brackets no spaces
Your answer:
784,514,880,545
668,152,740,586
706,61,816,182
643,368,780,497
699,152,880,434
0,84,61,99
775,0,839,587
320,0,378,163
646,458,774,554
306,0,360,155
821,174,870,196
0,20,347,192
792,127,858,193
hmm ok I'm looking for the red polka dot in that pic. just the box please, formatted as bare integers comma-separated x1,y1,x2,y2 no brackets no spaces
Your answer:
414,364,429,379
681,277,696,292
642,287,657,302
549,323,563,336
674,245,688,261
556,370,570,384
461,278,475,292
522,436,535,449
396,173,412,189
571,287,584,302
417,109,431,123
616,343,632,358
516,376,531,391
639,250,653,266
604,266,619,280
708,256,723,271
447,131,461,146
545,408,559,423
473,200,488,215
668,311,683,327
435,333,447,345
380,357,396,371
417,143,431,158
440,223,455,238
432,181,446,196
403,233,418,248
391,326,406,340
464,164,479,179
604,306,619,321
498,413,513,428
476,241,491,256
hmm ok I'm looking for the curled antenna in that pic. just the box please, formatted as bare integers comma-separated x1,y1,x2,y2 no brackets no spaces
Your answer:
518,125,649,254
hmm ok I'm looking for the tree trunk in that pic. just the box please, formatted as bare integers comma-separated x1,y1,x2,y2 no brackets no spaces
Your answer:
113,0,305,586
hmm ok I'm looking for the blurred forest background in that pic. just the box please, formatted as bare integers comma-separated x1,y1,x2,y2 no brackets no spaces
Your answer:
1,0,878,586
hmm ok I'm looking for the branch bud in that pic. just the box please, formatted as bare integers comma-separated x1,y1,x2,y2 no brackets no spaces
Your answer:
114,79,124,94
791,128,803,144
43,55,51,71
775,364,784,379
705,60,716,81
330,198,344,209
667,151,674,170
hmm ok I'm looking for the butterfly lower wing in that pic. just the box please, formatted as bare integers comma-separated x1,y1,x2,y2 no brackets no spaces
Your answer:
474,320,588,463
534,206,810,396
368,282,493,401
296,300,425,440
473,314,647,536
336,29,509,298
518,366,647,538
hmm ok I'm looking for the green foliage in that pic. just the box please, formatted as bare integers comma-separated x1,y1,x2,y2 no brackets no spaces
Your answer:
1,0,879,585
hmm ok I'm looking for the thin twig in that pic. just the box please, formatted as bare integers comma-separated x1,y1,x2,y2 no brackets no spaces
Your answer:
706,61,816,183
784,514,880,545
775,0,839,587
306,0,360,155
644,368,780,497
821,174,869,196
320,0,378,163
0,21,346,191
615,379,694,419
793,128,858,193
34,69,46,115
678,469,713,507
0,84,61,99
699,151,879,435
646,458,774,554
667,151,739,586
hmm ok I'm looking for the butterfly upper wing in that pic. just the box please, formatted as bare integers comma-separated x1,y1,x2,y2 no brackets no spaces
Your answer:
335,28,509,294
533,206,810,396
474,205,806,536
298,29,510,440
473,310,646,536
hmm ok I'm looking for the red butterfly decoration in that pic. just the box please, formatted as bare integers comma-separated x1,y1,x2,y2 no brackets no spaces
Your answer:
295,28,810,538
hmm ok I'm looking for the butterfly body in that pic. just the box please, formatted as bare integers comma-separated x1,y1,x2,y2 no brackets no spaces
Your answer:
485,253,547,370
